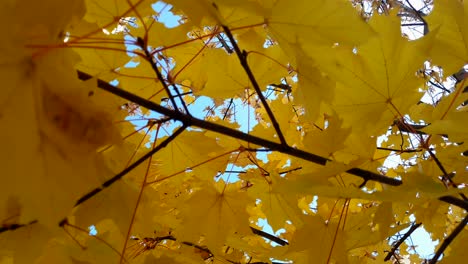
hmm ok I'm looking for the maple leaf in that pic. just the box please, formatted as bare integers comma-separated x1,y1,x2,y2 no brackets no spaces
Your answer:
241,169,304,231
0,0,121,227
286,214,347,263
426,0,468,74
306,13,434,135
177,180,253,252
267,0,375,52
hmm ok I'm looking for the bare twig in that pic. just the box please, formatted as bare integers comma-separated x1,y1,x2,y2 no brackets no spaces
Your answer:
0,220,37,234
250,226,289,246
377,147,422,153
222,25,287,146
135,229,288,263
136,37,188,114
384,222,422,261
58,125,187,227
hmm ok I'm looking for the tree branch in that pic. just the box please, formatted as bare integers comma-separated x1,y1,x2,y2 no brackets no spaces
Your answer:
58,125,187,227
78,70,402,186
438,196,468,211
429,214,468,264
222,25,287,146
78,69,468,214
384,222,422,261
250,226,289,246
139,231,288,263
136,37,189,114
0,220,37,234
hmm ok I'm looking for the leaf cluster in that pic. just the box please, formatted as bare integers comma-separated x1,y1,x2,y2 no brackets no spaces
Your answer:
1,0,468,263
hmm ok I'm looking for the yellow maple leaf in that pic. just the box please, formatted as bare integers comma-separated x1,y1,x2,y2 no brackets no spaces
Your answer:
267,0,375,55
0,0,122,225
286,214,347,263
307,13,434,135
243,170,304,231
426,0,468,74
303,113,351,159
177,180,253,252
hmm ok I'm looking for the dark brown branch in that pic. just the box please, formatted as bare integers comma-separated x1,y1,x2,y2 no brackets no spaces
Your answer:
162,91,193,101
215,33,233,54
223,98,234,120
135,37,182,113
427,149,456,188
138,235,213,258
427,79,451,94
400,0,428,35
180,241,213,258
223,170,247,174
222,25,287,146
78,70,402,186
171,83,191,115
0,220,37,234
427,148,468,202
377,147,422,153
145,231,288,263
393,119,428,135
384,222,422,261
429,214,468,264
250,226,289,246
401,23,426,27
58,125,187,227
279,167,302,175
452,68,467,84
438,196,468,211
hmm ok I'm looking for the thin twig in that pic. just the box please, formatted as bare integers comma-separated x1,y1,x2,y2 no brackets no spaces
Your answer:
384,222,422,261
377,147,422,153
171,83,191,115
223,98,234,120
0,220,37,234
58,125,187,227
136,235,213,259
250,226,289,246
222,25,287,146
429,214,468,264
136,37,180,113
278,167,302,175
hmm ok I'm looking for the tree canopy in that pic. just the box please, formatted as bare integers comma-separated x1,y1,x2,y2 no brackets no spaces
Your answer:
1,0,467,263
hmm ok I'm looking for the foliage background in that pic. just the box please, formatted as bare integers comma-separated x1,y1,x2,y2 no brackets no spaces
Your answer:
1,0,468,263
